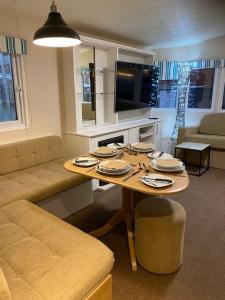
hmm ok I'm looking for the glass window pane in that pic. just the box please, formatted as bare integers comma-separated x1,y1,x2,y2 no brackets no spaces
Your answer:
0,53,17,122
188,68,215,109
222,86,225,110
157,80,177,108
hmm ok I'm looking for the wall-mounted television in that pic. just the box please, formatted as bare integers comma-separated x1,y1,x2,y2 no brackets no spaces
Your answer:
114,61,159,112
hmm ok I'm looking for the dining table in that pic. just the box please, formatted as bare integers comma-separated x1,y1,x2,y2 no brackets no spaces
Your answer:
64,150,189,271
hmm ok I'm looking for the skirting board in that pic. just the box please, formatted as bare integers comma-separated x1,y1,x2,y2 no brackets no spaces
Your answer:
37,181,93,219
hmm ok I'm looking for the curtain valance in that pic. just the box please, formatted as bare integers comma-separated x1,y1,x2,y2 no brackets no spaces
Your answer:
154,59,225,80
0,36,27,55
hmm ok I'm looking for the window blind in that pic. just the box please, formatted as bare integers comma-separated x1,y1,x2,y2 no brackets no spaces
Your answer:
154,59,225,80
0,36,27,55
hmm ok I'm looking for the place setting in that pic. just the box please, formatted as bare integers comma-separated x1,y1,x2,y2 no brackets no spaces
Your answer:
128,142,156,153
140,173,175,188
151,157,185,173
90,146,119,158
96,159,132,176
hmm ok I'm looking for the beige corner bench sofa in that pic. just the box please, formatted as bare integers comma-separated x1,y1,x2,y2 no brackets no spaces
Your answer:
0,135,92,217
0,136,114,299
177,113,225,169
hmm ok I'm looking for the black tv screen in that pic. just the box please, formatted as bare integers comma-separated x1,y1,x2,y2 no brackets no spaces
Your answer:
115,61,159,112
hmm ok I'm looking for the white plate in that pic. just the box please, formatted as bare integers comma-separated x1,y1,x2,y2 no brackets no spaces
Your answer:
129,145,156,153
107,143,126,149
148,152,173,159
96,164,132,175
151,160,185,172
73,157,99,167
140,173,174,188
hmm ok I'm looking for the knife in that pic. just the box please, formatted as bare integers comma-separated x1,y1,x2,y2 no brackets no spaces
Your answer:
75,158,97,163
115,142,121,147
144,177,172,183
157,152,164,158
123,170,140,181
76,159,90,163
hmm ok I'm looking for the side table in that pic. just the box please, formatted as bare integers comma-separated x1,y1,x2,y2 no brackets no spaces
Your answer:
175,142,211,176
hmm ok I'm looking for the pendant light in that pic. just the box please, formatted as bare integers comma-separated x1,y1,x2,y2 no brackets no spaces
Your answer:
33,1,81,47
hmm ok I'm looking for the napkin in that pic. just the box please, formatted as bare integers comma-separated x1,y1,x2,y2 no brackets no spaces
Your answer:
94,146,116,154
155,158,180,168
100,160,130,170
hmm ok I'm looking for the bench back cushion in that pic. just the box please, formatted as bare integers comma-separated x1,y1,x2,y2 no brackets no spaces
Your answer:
0,136,64,175
199,113,225,136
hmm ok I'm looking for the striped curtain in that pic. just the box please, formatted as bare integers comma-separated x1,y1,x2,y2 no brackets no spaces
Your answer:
154,59,225,80
0,36,27,55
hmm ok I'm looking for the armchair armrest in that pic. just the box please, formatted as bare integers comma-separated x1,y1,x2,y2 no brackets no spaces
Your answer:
177,126,199,144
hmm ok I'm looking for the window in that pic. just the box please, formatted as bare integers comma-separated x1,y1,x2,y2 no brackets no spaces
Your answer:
222,86,225,110
0,52,25,126
156,80,177,108
188,68,215,109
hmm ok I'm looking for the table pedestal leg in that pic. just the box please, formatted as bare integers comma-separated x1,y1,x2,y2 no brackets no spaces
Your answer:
89,187,137,271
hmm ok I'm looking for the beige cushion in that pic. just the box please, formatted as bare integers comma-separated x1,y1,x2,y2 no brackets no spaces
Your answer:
0,136,64,175
186,134,225,149
0,200,114,300
0,159,88,208
135,197,186,274
199,113,225,136
0,268,11,300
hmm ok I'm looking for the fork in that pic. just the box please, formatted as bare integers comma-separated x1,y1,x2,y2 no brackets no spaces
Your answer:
138,162,143,170
142,163,150,173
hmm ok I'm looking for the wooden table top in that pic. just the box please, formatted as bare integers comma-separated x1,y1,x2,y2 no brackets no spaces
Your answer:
64,152,189,196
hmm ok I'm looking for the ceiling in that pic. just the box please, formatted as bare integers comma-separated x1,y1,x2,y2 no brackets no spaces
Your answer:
1,0,225,49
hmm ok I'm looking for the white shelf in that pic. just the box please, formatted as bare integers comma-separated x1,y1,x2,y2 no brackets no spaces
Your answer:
69,118,160,137
139,133,154,139
75,67,115,73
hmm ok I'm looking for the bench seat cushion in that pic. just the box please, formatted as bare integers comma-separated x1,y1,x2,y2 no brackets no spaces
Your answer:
0,200,114,300
0,159,88,208
186,134,225,149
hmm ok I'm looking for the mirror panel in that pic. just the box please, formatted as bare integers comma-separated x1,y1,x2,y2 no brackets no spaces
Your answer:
80,45,96,126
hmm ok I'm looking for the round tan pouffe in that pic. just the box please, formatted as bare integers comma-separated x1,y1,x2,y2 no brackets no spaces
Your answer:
135,197,186,274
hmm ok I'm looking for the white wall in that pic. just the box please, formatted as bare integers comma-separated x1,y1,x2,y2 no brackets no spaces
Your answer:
151,36,225,150
0,11,61,144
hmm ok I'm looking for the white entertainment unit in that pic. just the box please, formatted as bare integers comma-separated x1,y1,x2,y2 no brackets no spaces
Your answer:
60,35,162,189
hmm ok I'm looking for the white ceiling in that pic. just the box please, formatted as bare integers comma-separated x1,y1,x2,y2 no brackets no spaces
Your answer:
1,0,225,49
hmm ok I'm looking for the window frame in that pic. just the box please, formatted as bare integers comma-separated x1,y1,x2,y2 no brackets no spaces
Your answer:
0,53,28,132
216,67,225,111
186,67,217,113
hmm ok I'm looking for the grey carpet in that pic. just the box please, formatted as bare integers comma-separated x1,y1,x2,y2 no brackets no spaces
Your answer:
65,168,225,300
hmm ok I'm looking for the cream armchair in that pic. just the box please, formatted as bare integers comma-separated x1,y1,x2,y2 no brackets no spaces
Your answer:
177,113,225,169
177,126,199,144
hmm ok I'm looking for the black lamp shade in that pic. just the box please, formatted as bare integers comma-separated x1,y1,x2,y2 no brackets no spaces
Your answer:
33,11,81,47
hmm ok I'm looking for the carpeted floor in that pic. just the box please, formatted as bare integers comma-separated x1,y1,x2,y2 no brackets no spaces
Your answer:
66,168,225,300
